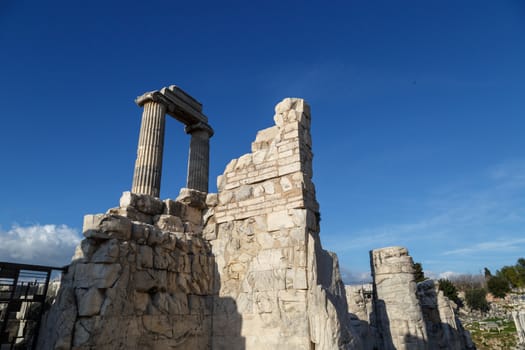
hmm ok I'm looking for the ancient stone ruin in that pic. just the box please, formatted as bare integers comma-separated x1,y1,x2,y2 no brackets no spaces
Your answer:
39,87,358,349
38,86,474,349
343,247,474,350
513,309,525,346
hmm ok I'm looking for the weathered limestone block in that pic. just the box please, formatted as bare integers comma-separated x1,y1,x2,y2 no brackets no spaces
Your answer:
71,239,96,263
137,245,153,268
154,214,184,233
83,214,132,240
75,263,122,289
120,191,165,215
108,205,153,224
133,269,167,293
164,199,202,225
91,239,119,263
176,187,207,208
76,287,105,316
130,222,156,244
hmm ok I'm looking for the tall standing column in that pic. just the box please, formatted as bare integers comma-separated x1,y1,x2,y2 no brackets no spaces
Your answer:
185,122,214,192
370,246,428,350
132,92,168,197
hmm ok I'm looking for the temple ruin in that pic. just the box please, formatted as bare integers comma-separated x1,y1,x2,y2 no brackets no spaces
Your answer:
37,86,474,349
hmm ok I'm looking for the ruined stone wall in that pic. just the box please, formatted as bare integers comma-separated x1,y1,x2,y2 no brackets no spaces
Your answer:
39,97,360,350
205,98,360,349
39,191,217,349
417,279,475,349
345,284,377,350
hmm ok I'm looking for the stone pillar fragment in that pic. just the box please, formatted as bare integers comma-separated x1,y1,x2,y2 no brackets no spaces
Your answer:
513,310,525,345
132,92,168,197
185,122,214,192
370,246,427,350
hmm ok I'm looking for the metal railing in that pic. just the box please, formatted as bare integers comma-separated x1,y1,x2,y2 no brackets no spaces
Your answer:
0,262,66,350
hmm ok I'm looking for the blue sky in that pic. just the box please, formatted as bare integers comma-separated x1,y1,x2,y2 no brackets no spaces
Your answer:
1,1,525,282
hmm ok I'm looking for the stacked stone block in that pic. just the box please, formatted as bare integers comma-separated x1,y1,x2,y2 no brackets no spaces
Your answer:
39,191,215,349
206,98,359,349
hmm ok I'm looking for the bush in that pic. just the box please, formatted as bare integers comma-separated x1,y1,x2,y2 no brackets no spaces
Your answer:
465,288,489,312
413,262,426,283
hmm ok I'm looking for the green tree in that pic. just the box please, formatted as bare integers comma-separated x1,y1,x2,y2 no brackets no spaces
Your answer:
516,258,525,285
484,267,492,279
487,275,510,298
413,262,426,283
498,266,521,288
438,278,462,306
465,288,489,312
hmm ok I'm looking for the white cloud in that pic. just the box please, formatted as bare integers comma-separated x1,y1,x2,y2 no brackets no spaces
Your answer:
438,271,461,279
340,266,372,285
443,238,525,256
326,158,525,276
0,224,81,267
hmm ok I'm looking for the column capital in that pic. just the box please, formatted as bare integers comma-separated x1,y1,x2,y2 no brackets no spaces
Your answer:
185,122,214,138
135,90,171,108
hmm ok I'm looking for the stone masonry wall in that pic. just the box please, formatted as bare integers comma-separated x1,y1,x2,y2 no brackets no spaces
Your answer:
204,98,360,349
39,97,360,350
39,190,217,349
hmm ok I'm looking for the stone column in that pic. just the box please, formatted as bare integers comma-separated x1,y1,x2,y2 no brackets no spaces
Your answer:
185,122,214,192
132,92,168,197
370,246,428,350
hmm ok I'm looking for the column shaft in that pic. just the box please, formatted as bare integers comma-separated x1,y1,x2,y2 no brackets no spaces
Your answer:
186,124,212,192
132,101,166,197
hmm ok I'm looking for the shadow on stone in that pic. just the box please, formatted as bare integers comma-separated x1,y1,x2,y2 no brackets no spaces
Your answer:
370,299,395,350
